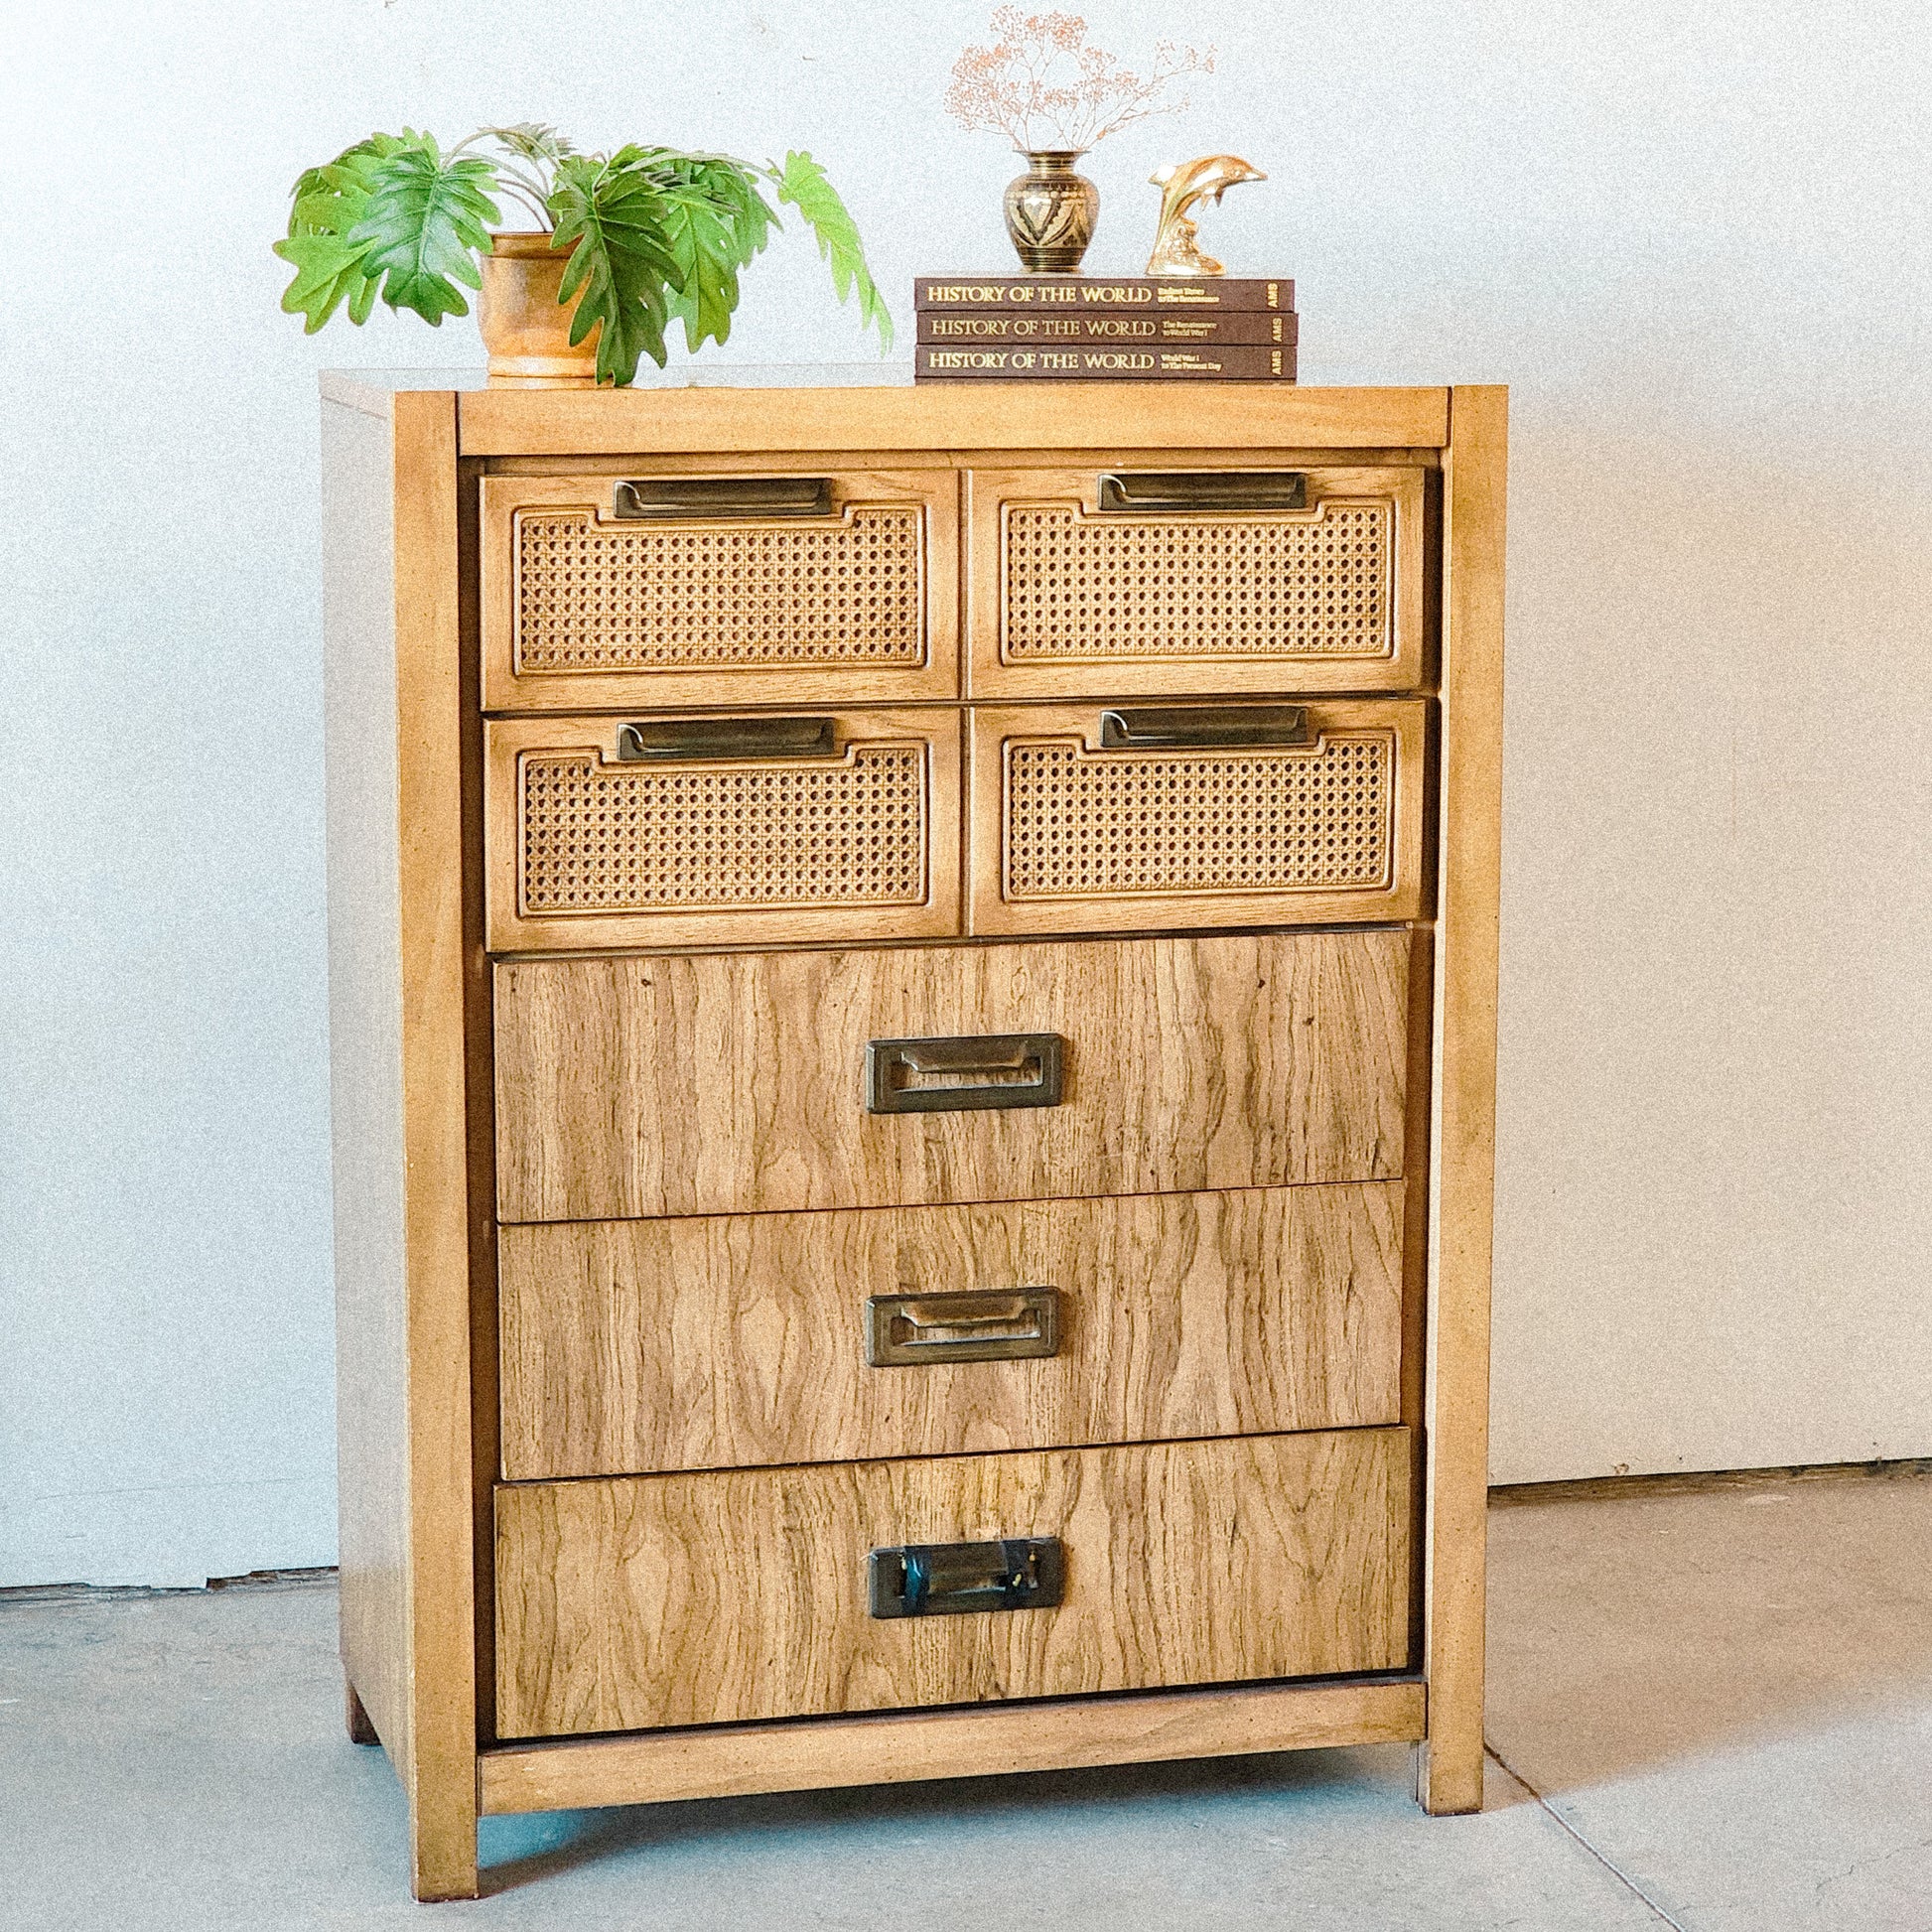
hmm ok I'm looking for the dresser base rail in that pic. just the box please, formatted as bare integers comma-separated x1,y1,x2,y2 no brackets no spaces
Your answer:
479,1676,1427,1816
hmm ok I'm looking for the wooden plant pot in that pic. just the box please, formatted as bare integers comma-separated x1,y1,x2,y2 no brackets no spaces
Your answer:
478,233,600,386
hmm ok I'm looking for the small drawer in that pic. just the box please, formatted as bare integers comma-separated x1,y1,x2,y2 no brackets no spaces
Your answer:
965,464,1425,699
482,469,960,711
498,1181,1405,1479
969,699,1427,936
494,929,1411,1222
494,1426,1413,1734
485,709,962,952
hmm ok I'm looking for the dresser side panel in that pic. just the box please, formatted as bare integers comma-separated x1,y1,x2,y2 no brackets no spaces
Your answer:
322,396,413,1788
1420,382,1507,1813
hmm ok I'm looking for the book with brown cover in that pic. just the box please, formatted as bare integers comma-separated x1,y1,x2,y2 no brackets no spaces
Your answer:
914,274,1294,312
914,343,1297,381
918,309,1298,347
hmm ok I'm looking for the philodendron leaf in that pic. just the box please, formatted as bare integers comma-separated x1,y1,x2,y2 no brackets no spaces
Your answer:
649,155,774,352
481,122,575,167
766,150,893,349
346,133,501,325
549,148,685,385
274,136,407,332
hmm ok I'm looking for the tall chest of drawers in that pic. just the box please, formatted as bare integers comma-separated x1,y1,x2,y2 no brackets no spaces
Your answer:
320,373,1506,1900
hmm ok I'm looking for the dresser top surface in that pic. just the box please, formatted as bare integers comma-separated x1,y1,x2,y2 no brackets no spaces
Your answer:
321,367,1479,460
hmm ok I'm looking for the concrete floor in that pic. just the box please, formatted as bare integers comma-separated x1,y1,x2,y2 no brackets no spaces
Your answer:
2,1468,1927,1929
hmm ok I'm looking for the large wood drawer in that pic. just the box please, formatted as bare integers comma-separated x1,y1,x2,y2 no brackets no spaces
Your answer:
494,929,1411,1222
482,469,960,711
484,709,962,952
494,1427,1413,1735
965,464,1426,699
969,699,1427,935
498,1181,1404,1479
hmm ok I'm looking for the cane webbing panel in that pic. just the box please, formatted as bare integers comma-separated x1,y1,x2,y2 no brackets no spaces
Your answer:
515,506,926,672
520,747,929,913
1003,733,1394,899
1003,500,1392,661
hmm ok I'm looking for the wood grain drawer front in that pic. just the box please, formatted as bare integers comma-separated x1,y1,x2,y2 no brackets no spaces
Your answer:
495,1427,1412,1735
484,710,962,952
966,466,1425,699
969,699,1426,936
498,1181,1404,1479
494,929,1409,1222
482,470,960,710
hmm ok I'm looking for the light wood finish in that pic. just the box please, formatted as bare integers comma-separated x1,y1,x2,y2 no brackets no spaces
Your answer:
965,466,1426,699
322,389,480,1899
480,468,960,712
495,1427,1411,1735
1418,384,1507,1816
458,382,1452,459
324,378,1502,1882
498,1180,1404,1479
967,700,1427,936
483,708,963,952
494,928,1410,1223
480,1675,1427,1814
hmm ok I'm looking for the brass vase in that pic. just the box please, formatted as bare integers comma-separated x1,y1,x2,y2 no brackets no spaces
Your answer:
477,232,600,386
1003,151,1099,273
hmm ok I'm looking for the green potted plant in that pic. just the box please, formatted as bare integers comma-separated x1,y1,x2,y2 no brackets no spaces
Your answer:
275,123,892,386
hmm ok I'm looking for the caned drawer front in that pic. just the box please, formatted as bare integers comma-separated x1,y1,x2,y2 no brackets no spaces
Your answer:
482,469,960,711
969,699,1426,935
966,465,1425,698
498,1181,1404,1479
494,929,1410,1222
484,709,962,952
495,1427,1412,1735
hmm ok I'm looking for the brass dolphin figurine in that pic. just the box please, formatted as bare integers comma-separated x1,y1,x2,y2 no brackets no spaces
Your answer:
1145,154,1267,276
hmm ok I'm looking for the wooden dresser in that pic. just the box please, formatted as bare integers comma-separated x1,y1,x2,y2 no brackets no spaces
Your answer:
320,372,1505,1900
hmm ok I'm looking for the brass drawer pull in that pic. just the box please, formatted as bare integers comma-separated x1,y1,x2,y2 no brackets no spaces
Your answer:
866,1287,1060,1366
1096,471,1308,513
612,476,834,519
1099,705,1311,750
865,1034,1064,1113
868,1537,1064,1619
616,716,838,761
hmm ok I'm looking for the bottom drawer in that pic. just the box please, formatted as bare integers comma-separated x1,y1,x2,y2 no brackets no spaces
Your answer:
495,1428,1412,1737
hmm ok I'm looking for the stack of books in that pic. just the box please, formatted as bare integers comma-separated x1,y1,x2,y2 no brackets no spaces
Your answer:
913,275,1297,383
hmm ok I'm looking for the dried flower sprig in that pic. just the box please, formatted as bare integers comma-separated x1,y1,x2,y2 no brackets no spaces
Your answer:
945,9,1213,154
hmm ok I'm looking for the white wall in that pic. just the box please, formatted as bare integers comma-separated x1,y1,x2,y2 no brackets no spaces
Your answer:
4,1,1928,1584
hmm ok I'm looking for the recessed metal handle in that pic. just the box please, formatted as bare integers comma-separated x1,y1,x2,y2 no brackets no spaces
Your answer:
1099,705,1311,750
616,716,838,761
866,1288,1060,1365
868,1537,1064,1618
865,1034,1064,1114
613,476,835,519
1096,471,1308,512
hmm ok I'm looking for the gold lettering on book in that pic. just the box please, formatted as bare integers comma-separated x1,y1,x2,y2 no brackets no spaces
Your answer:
1079,285,1154,304
927,349,1024,369
1082,351,1155,368
925,285,1026,303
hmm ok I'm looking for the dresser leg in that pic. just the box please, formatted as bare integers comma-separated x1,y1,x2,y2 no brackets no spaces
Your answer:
1414,1732,1485,1814
408,1757,483,1901
345,1677,380,1746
